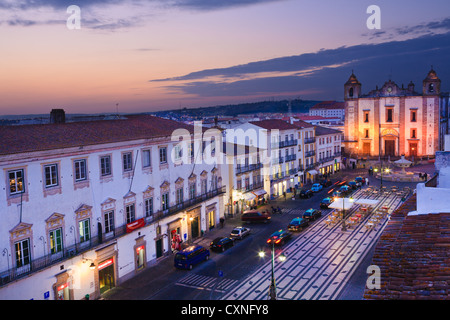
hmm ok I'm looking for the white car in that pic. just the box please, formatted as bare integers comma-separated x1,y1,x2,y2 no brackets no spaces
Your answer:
311,183,323,192
230,226,251,240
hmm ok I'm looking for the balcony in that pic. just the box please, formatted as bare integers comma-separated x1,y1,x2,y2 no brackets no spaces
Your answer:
271,139,298,148
0,186,226,288
235,163,263,175
238,180,264,193
304,137,316,144
285,154,296,161
305,151,316,157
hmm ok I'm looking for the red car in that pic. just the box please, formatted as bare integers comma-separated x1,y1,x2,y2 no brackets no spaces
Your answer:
241,210,271,223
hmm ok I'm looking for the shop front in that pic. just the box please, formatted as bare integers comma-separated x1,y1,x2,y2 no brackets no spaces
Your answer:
98,258,115,295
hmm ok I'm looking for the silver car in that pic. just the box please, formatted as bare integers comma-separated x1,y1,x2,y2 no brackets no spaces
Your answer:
230,226,251,240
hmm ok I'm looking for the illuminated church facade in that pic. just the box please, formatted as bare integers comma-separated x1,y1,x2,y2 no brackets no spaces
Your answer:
343,68,442,158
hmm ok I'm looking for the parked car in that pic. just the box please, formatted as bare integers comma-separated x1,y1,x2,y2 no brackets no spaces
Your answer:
339,185,351,195
174,245,210,270
302,208,322,221
355,176,364,183
320,197,334,209
332,190,341,198
299,188,313,198
288,217,309,231
241,210,271,223
230,226,251,240
311,183,323,192
267,229,292,246
348,181,358,189
320,179,333,187
210,237,234,252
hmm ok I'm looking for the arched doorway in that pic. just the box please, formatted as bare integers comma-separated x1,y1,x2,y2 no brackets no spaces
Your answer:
380,129,399,157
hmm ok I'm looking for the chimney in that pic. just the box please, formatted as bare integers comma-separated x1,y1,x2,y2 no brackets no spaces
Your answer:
50,109,66,124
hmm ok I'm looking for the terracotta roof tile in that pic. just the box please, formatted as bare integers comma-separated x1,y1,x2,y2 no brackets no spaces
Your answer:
0,115,195,156
364,194,450,300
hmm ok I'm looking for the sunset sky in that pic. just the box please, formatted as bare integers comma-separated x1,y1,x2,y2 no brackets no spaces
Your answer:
0,0,449,115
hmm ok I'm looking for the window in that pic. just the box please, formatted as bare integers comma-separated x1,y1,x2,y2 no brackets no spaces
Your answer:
189,183,196,200
159,147,167,164
9,169,24,195
386,108,393,122
125,204,135,224
176,188,184,205
74,159,87,181
44,164,58,188
411,110,417,122
49,228,63,254
162,193,169,211
201,179,207,194
14,238,30,268
104,210,115,233
123,152,132,172
411,129,417,139
364,112,369,123
144,198,153,217
142,150,151,168
100,156,111,176
365,129,369,138
79,219,90,243
174,145,182,162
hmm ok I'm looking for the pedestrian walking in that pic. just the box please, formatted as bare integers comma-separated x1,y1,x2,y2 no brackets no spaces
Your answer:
365,177,369,186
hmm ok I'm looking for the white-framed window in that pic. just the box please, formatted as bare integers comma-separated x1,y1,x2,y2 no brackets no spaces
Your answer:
161,193,169,210
123,152,133,172
142,149,151,168
8,169,25,195
74,159,87,181
104,210,115,234
14,238,31,268
100,155,111,176
79,218,90,243
49,228,63,254
159,147,167,164
176,188,184,205
189,183,196,200
44,164,58,188
125,204,135,224
144,198,153,217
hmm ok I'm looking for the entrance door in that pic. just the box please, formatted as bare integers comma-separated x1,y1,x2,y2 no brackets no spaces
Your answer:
191,216,199,239
409,143,418,157
99,260,115,294
384,140,395,157
156,239,163,258
363,142,371,156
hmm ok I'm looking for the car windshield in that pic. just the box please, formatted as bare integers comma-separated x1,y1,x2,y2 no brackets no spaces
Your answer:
175,254,186,260
231,230,240,235
290,220,300,225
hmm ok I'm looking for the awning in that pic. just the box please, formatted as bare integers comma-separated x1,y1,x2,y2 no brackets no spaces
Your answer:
243,192,256,201
308,169,318,175
252,189,267,197
328,198,355,211
354,199,379,206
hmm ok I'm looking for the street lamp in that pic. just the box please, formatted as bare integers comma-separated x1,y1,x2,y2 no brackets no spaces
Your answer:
258,246,286,300
374,167,390,189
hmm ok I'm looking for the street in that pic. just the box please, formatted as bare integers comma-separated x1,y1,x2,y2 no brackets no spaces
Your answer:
103,164,432,301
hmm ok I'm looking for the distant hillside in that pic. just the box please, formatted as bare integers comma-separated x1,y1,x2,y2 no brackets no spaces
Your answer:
157,99,321,117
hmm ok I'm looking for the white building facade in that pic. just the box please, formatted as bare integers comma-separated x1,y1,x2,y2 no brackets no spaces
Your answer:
0,115,225,300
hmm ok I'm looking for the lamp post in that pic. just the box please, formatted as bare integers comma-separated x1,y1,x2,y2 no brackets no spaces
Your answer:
374,167,390,189
259,245,286,300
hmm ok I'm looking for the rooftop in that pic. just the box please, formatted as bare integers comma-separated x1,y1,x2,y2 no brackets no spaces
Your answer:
364,193,450,300
0,115,195,156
